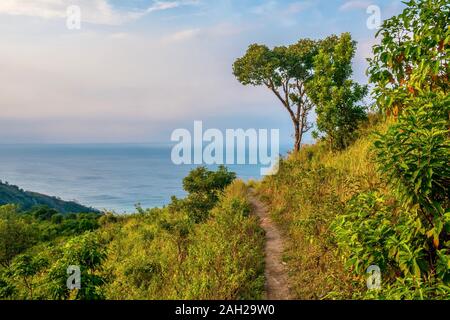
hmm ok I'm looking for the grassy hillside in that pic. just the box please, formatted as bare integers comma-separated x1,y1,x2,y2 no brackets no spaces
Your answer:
0,181,98,214
255,119,382,298
256,115,449,299
100,180,264,299
0,169,265,300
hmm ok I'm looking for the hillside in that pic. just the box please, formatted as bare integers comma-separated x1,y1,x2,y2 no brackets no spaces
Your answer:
0,181,98,214
0,168,265,300
255,120,383,298
255,115,449,299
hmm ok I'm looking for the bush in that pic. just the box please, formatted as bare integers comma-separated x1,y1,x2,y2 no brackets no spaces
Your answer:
46,232,106,300
332,191,450,299
171,165,236,223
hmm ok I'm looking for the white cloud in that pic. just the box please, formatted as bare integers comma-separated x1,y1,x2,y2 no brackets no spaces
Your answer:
284,1,314,15
250,0,317,28
251,1,278,15
339,0,372,12
163,28,201,42
0,25,275,142
0,0,199,25
0,0,66,19
163,23,246,43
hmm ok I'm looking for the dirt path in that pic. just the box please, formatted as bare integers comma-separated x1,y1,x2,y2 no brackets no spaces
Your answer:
249,192,292,300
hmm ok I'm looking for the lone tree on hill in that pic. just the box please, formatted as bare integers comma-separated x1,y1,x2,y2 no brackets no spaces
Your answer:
233,33,367,151
233,39,317,152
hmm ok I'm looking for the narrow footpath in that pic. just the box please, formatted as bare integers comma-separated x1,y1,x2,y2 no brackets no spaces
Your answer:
249,192,292,300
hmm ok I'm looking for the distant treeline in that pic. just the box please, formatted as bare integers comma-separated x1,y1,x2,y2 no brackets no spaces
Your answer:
0,181,98,214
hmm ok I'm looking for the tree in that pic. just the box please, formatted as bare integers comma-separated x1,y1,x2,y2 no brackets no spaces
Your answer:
308,33,368,150
170,166,236,223
9,254,48,299
233,39,317,152
0,205,35,268
29,205,58,221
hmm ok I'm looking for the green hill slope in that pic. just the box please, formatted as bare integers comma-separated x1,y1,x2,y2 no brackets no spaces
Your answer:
0,181,98,214
256,116,449,299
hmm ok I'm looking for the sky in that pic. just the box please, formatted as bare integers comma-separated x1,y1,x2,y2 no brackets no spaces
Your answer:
0,0,405,144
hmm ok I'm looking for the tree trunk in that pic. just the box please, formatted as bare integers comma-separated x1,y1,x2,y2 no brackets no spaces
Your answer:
294,122,301,152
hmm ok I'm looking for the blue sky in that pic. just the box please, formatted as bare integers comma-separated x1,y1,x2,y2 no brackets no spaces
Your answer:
0,0,405,144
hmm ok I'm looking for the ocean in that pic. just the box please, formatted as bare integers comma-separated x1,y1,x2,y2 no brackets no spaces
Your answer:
0,144,286,213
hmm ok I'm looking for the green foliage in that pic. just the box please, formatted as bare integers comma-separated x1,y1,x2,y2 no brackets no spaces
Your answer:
233,39,318,151
8,254,49,299
374,94,449,223
102,179,264,300
0,277,15,299
333,192,450,299
0,205,35,268
329,0,450,300
180,182,264,299
368,0,449,114
0,181,98,214
182,165,236,195
368,0,449,281
0,167,263,300
308,33,368,150
172,165,236,223
257,134,380,298
369,0,450,230
1,1,446,301
29,206,59,221
29,210,100,242
46,232,106,300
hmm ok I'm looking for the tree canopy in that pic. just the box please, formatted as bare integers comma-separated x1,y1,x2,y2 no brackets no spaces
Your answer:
233,33,367,151
233,39,318,151
308,33,368,150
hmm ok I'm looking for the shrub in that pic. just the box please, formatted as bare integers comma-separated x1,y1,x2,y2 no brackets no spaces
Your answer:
333,192,450,299
172,165,236,223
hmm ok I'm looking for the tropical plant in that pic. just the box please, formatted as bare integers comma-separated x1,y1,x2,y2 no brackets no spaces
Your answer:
331,0,450,299
368,0,449,116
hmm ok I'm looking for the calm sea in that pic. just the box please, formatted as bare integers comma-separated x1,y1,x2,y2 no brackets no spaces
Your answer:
0,144,286,213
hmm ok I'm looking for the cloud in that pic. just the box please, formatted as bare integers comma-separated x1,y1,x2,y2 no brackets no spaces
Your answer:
163,28,201,42
339,0,372,12
163,23,247,43
0,26,276,143
251,1,278,15
0,0,406,144
0,0,199,25
146,0,199,13
0,0,67,19
284,1,314,15
249,0,317,28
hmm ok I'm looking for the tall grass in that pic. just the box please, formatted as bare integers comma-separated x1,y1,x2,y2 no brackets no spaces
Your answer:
101,180,265,300
256,122,387,299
